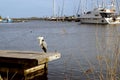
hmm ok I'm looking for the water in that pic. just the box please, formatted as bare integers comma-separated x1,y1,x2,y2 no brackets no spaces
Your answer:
0,21,120,80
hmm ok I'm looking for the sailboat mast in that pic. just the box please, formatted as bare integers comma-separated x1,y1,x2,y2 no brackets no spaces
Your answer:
102,0,105,8
116,0,120,14
53,0,55,17
111,0,116,11
61,0,64,17
76,0,81,15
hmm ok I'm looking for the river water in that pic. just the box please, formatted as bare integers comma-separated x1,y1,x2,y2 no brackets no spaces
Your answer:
0,21,120,80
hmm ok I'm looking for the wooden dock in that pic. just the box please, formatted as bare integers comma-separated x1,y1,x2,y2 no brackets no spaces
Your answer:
0,50,61,79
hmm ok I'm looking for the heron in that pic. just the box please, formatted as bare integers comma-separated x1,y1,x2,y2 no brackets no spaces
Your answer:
37,36,47,53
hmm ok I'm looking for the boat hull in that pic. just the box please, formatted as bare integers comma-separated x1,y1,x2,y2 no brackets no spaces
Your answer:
80,18,108,24
80,18,120,24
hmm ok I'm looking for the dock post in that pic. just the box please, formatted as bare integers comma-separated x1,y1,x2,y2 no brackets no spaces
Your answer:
24,63,48,80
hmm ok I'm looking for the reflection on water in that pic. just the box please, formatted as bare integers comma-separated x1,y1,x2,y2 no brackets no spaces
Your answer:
0,21,120,80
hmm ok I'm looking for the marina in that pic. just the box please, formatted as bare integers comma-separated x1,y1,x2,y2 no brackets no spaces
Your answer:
0,0,120,80
0,21,120,80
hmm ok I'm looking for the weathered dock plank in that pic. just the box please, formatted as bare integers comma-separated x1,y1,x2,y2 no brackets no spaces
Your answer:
24,64,45,75
0,50,61,60
0,50,61,77
0,50,61,65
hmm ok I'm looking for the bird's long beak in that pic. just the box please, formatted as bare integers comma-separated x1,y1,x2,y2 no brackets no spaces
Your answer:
37,37,40,40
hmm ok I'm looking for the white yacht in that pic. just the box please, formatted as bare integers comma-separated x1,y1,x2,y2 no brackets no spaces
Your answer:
79,7,120,24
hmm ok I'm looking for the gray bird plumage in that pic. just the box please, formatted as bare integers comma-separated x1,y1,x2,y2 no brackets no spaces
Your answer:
37,36,47,53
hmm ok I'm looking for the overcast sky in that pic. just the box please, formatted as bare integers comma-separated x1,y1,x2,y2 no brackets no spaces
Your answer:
0,0,119,18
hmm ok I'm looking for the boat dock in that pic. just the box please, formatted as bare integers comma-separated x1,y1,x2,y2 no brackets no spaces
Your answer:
0,50,61,79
